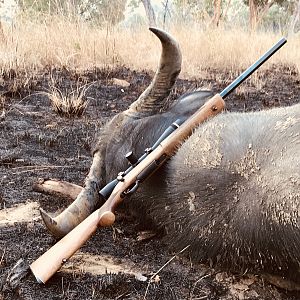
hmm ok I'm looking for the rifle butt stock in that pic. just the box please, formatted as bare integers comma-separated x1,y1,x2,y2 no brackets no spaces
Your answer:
30,209,101,283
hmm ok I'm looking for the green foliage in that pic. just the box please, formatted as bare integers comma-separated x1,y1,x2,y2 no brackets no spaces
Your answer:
127,0,140,9
173,0,298,32
18,0,127,25
79,0,127,25
18,0,57,13
173,0,214,22
19,0,81,15
18,0,299,32
242,0,289,10
262,0,297,31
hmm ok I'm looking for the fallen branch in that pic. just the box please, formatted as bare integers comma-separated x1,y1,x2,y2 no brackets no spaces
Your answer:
33,179,83,200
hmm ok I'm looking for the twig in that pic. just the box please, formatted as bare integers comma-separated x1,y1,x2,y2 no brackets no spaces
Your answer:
143,245,190,300
11,165,76,174
189,274,211,300
0,249,6,266
0,109,5,120
11,164,73,170
5,93,38,115
116,292,131,299
11,106,25,115
61,277,65,296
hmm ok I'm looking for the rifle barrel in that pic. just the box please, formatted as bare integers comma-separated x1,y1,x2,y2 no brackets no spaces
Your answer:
220,37,287,99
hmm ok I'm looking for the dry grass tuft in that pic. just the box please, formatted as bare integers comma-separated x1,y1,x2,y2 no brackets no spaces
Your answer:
45,83,91,118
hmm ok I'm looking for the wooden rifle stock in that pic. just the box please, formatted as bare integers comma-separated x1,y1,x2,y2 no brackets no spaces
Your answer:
30,94,225,283
30,36,287,283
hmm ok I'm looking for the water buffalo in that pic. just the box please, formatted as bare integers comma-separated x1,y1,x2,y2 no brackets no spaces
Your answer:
37,28,300,287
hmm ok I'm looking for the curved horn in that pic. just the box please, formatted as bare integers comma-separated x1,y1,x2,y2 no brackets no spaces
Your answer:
40,151,104,238
40,28,182,238
126,27,182,117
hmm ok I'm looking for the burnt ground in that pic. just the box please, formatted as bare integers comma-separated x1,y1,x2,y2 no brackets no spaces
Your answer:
0,65,299,300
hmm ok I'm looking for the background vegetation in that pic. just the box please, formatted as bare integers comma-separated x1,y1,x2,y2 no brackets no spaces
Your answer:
0,0,299,78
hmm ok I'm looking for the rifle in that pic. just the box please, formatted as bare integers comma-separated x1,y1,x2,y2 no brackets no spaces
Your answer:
30,37,287,284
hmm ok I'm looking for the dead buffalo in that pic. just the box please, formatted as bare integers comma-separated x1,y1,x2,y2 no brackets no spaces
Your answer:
37,28,300,288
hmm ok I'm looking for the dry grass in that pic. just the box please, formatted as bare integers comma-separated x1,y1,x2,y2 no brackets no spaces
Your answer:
0,14,299,79
45,82,91,117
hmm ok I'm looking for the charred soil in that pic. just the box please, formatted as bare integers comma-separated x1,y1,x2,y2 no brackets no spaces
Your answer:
0,65,300,300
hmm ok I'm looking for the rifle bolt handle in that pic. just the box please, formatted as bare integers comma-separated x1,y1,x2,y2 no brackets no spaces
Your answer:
98,211,116,227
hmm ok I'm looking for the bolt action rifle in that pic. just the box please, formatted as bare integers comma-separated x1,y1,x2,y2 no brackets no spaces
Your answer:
30,37,287,284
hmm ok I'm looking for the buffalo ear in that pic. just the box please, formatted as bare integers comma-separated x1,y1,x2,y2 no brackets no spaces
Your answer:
170,90,214,115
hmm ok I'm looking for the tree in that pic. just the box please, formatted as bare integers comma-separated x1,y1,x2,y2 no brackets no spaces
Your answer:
162,0,171,28
141,0,157,27
174,0,232,27
79,0,127,25
249,0,273,31
289,0,300,34
211,0,222,26
244,0,287,31
0,19,5,43
19,0,127,26
0,1,6,43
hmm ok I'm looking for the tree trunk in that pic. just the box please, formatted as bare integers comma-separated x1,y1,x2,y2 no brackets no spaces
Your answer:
0,20,6,43
141,0,157,27
0,0,5,43
249,0,258,32
211,0,222,27
223,0,232,22
249,0,273,32
289,0,300,36
163,0,170,28
256,0,274,26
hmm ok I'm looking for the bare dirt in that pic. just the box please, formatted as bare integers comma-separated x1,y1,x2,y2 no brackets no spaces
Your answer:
0,65,300,300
